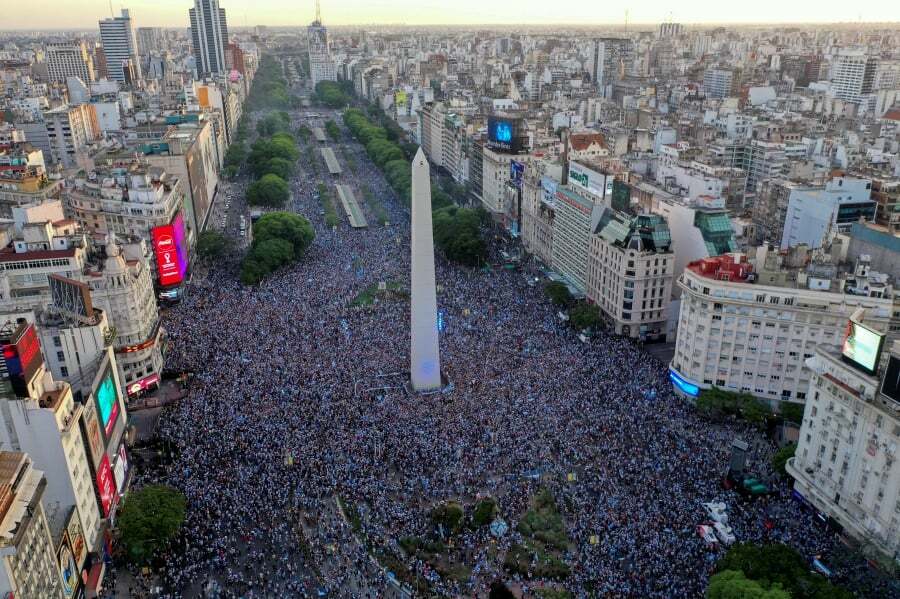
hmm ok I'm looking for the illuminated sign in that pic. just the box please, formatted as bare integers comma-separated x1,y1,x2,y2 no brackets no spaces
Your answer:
841,319,885,375
487,116,521,153
66,510,87,570
59,536,78,597
151,213,188,288
96,371,119,438
127,372,160,396
669,368,700,397
2,323,43,397
113,444,128,493
509,161,524,189
96,454,116,517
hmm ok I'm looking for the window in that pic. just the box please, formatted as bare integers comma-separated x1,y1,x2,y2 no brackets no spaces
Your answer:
60,366,68,377
56,351,65,361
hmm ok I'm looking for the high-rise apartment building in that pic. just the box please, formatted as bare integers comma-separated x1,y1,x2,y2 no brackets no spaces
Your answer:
703,67,738,99
189,0,228,77
0,451,64,599
589,38,633,98
308,17,336,87
45,41,95,84
831,48,877,105
98,9,141,83
670,251,900,405
788,339,900,561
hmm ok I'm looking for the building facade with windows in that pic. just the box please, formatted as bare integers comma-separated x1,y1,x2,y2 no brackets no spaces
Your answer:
787,343,900,561
670,251,900,405
587,210,674,339
45,41,94,84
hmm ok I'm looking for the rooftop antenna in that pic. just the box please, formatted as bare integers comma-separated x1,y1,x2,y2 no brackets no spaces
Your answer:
315,0,322,24
624,9,629,34
108,0,114,17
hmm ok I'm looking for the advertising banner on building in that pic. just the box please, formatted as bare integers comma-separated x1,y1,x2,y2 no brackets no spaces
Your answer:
2,322,43,397
509,160,524,189
82,399,103,469
568,161,611,199
96,454,116,517
113,444,129,493
66,509,87,570
151,213,188,287
95,367,120,439
58,534,78,598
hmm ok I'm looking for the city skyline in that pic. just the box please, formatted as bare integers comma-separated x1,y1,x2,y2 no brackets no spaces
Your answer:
3,0,899,30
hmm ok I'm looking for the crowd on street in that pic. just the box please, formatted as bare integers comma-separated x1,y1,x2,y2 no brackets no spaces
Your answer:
129,108,891,599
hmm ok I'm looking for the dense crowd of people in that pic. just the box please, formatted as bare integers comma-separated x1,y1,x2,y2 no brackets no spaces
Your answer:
132,108,888,598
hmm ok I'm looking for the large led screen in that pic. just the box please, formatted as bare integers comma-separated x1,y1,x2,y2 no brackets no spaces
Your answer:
96,370,120,438
841,320,885,375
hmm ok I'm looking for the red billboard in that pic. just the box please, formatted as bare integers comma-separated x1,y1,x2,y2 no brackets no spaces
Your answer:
96,454,116,517
2,323,43,397
151,222,185,287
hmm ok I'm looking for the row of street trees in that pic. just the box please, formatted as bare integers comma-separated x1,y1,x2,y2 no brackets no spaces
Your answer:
240,212,315,285
245,124,299,208
314,80,355,107
247,54,299,110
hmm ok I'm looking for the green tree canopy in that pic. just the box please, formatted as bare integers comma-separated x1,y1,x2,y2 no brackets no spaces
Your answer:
707,570,790,599
196,230,231,260
325,119,341,139
772,443,796,477
252,211,315,258
247,174,290,208
315,81,351,107
716,543,854,599
259,156,294,180
117,485,186,565
569,302,603,331
432,206,486,266
431,501,465,535
256,111,292,137
544,281,573,308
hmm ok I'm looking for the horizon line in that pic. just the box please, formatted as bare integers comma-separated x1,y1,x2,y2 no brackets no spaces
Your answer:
2,19,900,32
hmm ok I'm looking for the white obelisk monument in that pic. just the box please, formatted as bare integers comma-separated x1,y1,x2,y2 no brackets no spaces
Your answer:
410,148,442,390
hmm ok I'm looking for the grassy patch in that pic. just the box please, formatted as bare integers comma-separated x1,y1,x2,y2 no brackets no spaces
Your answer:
505,488,571,579
316,183,340,228
350,281,406,307
361,184,390,225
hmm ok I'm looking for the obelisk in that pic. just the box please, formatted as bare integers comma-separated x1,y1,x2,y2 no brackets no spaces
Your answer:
410,148,442,390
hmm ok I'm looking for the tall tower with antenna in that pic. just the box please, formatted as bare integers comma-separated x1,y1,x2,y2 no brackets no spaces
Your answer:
308,0,336,86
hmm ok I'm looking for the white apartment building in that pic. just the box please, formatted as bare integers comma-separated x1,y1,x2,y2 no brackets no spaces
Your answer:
703,68,736,99
480,145,515,215
551,186,596,292
37,305,111,400
45,41,94,84
418,102,446,169
86,240,163,396
521,174,556,266
780,176,875,250
831,48,877,105
671,250,900,405
307,21,336,87
744,140,786,194
587,210,674,340
0,451,64,599
66,164,187,256
43,104,99,168
0,338,101,554
788,342,900,561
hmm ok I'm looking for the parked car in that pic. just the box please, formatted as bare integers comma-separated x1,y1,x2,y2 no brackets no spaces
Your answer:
702,501,728,524
696,524,718,549
713,521,736,545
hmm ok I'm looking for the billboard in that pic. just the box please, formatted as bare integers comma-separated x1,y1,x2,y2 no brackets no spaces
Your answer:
568,161,611,199
509,161,524,190
880,355,900,404
96,454,116,517
394,90,407,107
841,319,885,375
151,213,188,287
95,367,120,439
49,274,94,320
58,535,78,597
2,323,43,397
487,116,523,153
113,444,129,493
540,176,558,206
82,399,104,469
66,509,87,570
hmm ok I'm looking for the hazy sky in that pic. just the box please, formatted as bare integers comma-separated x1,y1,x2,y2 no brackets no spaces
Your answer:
4,0,899,30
